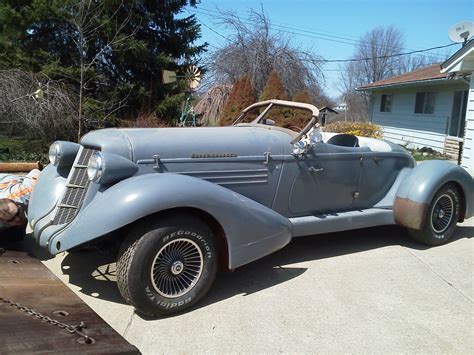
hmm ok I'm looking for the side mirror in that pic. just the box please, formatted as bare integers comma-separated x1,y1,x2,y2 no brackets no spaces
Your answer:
262,118,275,126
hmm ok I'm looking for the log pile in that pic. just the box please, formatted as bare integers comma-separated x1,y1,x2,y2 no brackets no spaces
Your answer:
194,84,232,126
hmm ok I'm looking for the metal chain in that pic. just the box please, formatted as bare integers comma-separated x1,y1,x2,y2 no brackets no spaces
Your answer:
0,248,95,345
0,296,95,344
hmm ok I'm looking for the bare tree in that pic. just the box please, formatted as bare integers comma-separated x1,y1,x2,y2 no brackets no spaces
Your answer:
339,26,433,121
0,70,77,141
67,0,135,140
206,8,325,100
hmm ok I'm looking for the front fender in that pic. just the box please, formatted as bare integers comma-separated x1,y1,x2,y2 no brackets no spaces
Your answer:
49,173,292,268
28,164,69,230
393,161,474,229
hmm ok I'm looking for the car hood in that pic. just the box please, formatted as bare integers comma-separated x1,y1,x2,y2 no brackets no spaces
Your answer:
80,126,292,162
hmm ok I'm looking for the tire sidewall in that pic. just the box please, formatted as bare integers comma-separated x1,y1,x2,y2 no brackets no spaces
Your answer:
423,185,460,245
127,223,217,315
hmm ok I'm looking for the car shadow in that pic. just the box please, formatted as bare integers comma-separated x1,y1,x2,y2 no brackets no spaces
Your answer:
53,224,473,315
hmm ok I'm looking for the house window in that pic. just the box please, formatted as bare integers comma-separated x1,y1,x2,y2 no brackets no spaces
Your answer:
414,92,435,114
380,94,392,112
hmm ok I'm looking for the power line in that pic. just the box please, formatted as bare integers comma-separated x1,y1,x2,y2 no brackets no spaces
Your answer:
196,6,447,57
309,43,456,63
192,6,448,62
192,14,455,64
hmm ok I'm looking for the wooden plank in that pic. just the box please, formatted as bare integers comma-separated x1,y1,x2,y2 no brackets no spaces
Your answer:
0,249,140,355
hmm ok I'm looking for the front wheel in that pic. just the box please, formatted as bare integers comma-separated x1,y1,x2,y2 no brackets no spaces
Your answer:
116,215,218,317
408,183,461,246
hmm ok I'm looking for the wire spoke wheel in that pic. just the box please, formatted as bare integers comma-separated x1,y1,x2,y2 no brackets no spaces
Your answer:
150,238,204,298
430,194,454,234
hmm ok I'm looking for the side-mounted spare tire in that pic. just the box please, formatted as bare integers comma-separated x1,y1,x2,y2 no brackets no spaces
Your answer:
408,183,461,246
116,214,218,317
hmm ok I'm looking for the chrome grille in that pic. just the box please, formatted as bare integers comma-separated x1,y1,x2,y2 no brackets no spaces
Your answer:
52,147,98,225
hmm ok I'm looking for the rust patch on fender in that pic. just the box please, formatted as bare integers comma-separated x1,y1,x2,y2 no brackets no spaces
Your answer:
393,197,429,230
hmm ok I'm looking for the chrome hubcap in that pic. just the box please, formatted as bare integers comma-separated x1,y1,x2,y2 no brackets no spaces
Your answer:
171,261,184,275
430,194,454,234
150,238,203,298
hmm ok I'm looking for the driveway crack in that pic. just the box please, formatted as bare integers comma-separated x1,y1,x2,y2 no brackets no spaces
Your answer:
123,311,135,337
404,247,473,304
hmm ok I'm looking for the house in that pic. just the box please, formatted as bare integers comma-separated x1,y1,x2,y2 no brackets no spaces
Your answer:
357,40,474,175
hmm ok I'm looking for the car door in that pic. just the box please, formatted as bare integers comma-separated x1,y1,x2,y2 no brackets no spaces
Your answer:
288,142,363,216
355,151,413,209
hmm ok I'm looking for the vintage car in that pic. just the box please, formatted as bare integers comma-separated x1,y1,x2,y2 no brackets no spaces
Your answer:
28,100,473,317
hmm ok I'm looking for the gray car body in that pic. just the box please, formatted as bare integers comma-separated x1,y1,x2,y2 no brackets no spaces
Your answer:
28,113,474,269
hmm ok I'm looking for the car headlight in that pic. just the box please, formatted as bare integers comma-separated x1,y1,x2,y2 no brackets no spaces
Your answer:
87,151,138,184
87,151,104,183
48,141,81,167
48,142,61,166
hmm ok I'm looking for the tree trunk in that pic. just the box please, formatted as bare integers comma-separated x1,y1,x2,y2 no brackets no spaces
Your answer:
78,59,84,142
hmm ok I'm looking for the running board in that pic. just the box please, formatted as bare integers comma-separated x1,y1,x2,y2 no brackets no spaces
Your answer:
290,208,395,237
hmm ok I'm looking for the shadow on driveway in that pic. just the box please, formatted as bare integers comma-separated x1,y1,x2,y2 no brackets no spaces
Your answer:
51,224,473,315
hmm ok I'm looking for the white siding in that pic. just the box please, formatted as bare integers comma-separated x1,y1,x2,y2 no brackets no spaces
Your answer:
461,72,474,175
370,84,466,152
381,126,446,150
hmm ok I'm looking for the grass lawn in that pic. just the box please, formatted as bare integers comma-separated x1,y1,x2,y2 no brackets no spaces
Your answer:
0,137,50,163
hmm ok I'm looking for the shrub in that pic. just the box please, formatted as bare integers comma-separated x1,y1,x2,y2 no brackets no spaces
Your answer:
220,76,256,126
0,70,78,141
289,90,312,127
324,121,383,139
259,71,288,123
0,138,50,164
119,112,172,128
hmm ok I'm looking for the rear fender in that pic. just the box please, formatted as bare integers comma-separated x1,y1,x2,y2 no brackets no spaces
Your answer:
49,173,292,269
393,161,474,229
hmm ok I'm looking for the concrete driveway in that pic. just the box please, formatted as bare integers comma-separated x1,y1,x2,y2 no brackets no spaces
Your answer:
34,220,473,354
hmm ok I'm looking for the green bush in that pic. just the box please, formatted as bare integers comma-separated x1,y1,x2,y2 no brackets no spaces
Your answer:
324,121,383,139
0,138,50,164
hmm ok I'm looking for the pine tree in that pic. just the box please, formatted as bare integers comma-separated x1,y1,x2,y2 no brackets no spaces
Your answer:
260,71,289,125
260,71,288,101
220,76,255,126
291,90,312,128
0,0,205,125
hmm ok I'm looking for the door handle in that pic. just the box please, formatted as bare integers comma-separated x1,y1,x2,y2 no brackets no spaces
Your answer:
308,167,324,173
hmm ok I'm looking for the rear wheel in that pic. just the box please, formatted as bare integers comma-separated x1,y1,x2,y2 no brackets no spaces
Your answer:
116,214,218,317
408,183,461,246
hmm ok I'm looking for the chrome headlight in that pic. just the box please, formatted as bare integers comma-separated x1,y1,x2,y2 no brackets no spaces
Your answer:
48,141,81,167
87,151,104,183
48,142,61,166
87,151,138,184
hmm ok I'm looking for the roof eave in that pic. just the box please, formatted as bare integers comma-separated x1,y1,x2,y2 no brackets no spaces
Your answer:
441,40,474,72
356,77,452,91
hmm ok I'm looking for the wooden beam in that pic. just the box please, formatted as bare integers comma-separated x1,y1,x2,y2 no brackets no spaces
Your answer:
0,162,42,173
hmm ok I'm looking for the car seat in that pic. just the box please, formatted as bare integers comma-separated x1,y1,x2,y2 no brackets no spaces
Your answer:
326,134,359,147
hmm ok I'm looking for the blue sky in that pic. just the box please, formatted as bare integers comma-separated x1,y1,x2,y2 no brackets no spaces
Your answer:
187,0,473,99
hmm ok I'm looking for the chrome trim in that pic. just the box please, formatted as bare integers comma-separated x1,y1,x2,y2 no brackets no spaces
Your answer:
216,180,268,186
50,146,84,223
57,204,79,209
178,168,268,175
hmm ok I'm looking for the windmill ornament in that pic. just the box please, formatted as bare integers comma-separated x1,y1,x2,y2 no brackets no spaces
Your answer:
162,65,202,127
